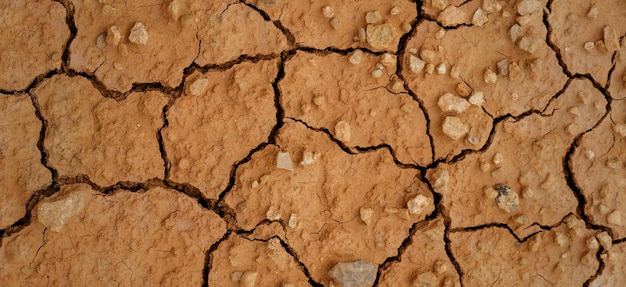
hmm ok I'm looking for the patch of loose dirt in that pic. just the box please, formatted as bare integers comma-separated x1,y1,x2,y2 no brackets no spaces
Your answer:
1,0,625,286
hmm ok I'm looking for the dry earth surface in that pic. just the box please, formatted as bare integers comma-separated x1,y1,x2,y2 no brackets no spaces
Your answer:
1,0,626,286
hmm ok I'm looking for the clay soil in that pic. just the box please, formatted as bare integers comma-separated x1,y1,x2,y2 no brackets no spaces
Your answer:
1,0,625,286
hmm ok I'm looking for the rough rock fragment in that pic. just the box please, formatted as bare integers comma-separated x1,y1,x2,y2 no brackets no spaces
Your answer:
225,121,433,284
106,25,121,46
409,55,426,73
209,236,310,286
437,93,470,113
282,52,432,165
378,218,460,287
438,6,468,27
187,77,209,96
407,195,432,215
366,23,396,50
441,116,469,140
0,1,69,90
37,190,86,232
0,94,52,228
603,26,620,53
128,22,148,45
472,8,489,26
495,183,519,213
0,185,226,286
163,60,278,199
429,78,606,238
335,120,352,142
329,260,377,287
451,219,599,286
276,152,295,171
32,75,167,187
516,0,542,15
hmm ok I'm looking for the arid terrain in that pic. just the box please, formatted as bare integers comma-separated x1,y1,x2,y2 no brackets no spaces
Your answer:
1,0,625,286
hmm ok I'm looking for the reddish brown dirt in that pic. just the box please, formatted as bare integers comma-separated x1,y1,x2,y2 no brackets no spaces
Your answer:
1,0,625,286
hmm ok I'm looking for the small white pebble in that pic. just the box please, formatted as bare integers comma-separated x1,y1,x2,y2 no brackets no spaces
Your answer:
509,24,522,42
583,41,596,53
469,90,485,106
497,59,508,75
442,116,469,140
407,194,430,215
596,232,612,250
128,22,148,45
409,55,425,73
381,53,396,67
484,68,497,84
335,120,351,142
330,17,340,29
484,187,498,199
288,213,297,228
322,5,334,18
522,187,534,199
434,28,446,39
106,25,121,46
472,8,488,26
390,6,401,15
587,236,599,250
372,69,383,78
586,5,598,19
366,10,382,24
420,49,436,62
266,207,281,221
349,50,363,65
493,153,503,165
360,208,373,225
187,77,208,96
96,32,107,49
437,93,470,113
276,151,294,171
425,63,435,75
555,232,568,247
300,150,319,165
436,62,447,75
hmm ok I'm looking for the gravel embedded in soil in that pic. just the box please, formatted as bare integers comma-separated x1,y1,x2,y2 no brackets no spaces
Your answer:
1,0,626,286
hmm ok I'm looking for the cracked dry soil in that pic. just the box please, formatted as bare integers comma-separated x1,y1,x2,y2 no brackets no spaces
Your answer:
0,0,625,286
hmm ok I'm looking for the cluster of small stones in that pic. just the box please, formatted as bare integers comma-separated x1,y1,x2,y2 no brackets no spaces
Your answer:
0,0,625,287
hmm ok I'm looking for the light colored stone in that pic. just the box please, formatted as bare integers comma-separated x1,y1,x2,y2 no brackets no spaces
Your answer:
484,68,497,84
335,120,352,142
329,260,377,287
608,211,623,226
409,55,426,73
366,24,396,50
517,0,542,15
438,93,470,113
37,190,86,232
366,10,382,24
187,78,209,96
604,26,620,52
472,8,488,26
128,22,148,45
276,152,294,171
106,25,121,46
438,6,467,27
442,116,469,140
322,6,334,18
349,50,364,65
469,90,485,106
495,184,519,213
407,195,430,215
360,208,373,225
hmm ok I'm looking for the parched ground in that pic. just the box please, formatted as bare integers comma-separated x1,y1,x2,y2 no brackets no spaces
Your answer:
1,0,625,286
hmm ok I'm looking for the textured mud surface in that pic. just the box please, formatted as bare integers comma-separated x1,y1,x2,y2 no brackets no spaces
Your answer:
1,0,625,286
